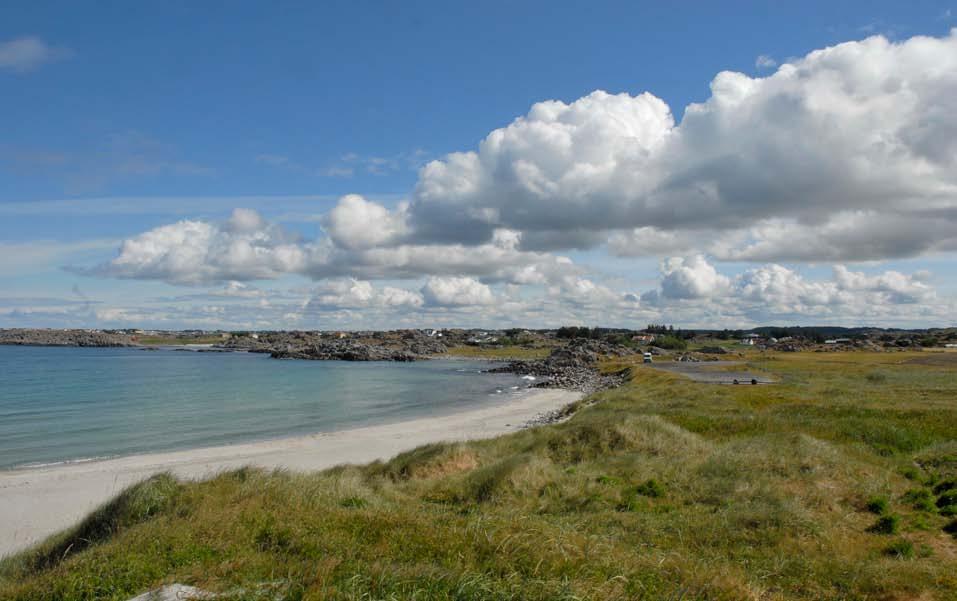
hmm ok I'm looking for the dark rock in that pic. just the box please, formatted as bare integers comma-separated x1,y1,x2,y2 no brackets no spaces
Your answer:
270,340,420,362
218,330,449,363
0,328,135,347
489,338,630,394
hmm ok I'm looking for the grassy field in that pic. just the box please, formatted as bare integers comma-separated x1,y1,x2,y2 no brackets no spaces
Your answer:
3,351,957,600
444,344,554,360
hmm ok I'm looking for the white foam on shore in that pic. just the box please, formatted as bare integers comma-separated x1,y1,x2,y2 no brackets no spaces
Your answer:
13,455,120,471
0,387,581,559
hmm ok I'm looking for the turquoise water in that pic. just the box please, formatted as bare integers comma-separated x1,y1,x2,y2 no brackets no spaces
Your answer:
0,346,525,470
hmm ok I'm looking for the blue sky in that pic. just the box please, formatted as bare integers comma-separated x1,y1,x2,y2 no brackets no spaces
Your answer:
2,2,956,330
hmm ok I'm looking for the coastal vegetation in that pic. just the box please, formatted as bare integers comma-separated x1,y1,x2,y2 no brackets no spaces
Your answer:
444,345,553,360
3,350,957,599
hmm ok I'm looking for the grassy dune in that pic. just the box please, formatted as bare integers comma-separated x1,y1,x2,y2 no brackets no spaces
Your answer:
3,351,957,600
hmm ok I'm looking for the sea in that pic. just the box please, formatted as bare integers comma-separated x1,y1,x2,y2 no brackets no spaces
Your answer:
0,346,528,471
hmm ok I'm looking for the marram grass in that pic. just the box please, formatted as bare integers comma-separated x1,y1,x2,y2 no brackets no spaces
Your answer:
2,351,957,600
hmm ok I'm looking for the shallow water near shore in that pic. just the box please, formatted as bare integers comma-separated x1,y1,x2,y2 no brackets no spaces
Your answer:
0,346,526,470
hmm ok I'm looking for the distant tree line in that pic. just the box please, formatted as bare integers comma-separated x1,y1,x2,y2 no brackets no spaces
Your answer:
645,324,696,340
556,326,605,340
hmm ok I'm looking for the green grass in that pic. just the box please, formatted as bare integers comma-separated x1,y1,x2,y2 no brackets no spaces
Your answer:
883,539,915,559
3,351,957,599
444,345,553,360
865,495,889,514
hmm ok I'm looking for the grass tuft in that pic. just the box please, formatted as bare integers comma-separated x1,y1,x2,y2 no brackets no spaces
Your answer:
944,519,957,536
937,490,957,509
865,496,889,514
634,478,666,498
902,488,936,512
339,496,367,509
883,539,915,559
868,514,901,535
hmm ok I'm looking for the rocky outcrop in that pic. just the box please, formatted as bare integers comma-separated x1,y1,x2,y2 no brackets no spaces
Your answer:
490,338,631,394
271,341,419,362
219,330,449,362
0,328,135,347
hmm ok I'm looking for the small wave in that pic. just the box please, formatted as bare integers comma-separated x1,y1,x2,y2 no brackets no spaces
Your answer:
13,454,118,470
521,375,537,381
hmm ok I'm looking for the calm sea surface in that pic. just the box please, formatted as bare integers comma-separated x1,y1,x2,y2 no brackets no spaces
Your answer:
0,346,526,470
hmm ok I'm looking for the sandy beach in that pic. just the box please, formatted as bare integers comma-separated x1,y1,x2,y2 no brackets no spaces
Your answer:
0,387,580,559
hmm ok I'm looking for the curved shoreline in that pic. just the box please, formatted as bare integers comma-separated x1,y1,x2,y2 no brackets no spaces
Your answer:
0,387,581,559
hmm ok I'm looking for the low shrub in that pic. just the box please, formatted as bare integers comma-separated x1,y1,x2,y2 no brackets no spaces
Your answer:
868,514,900,535
937,490,957,509
634,478,666,498
883,539,914,559
865,496,889,514
934,479,957,495
900,466,921,481
902,488,936,512
944,519,957,536
653,335,688,351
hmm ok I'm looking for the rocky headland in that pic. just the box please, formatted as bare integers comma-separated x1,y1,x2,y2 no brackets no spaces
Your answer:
489,338,632,394
0,328,135,347
219,330,449,361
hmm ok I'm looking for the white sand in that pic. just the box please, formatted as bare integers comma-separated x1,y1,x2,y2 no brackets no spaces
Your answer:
0,388,580,559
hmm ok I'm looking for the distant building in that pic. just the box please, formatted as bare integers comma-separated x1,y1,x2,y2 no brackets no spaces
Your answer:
468,331,498,344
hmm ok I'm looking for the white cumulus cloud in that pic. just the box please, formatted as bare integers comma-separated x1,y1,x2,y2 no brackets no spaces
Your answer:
658,255,731,299
403,31,957,261
321,194,409,250
79,31,957,328
95,209,308,285
421,276,495,306
307,278,424,310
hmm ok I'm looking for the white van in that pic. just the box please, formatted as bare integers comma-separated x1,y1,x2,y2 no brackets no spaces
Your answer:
643,352,653,363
